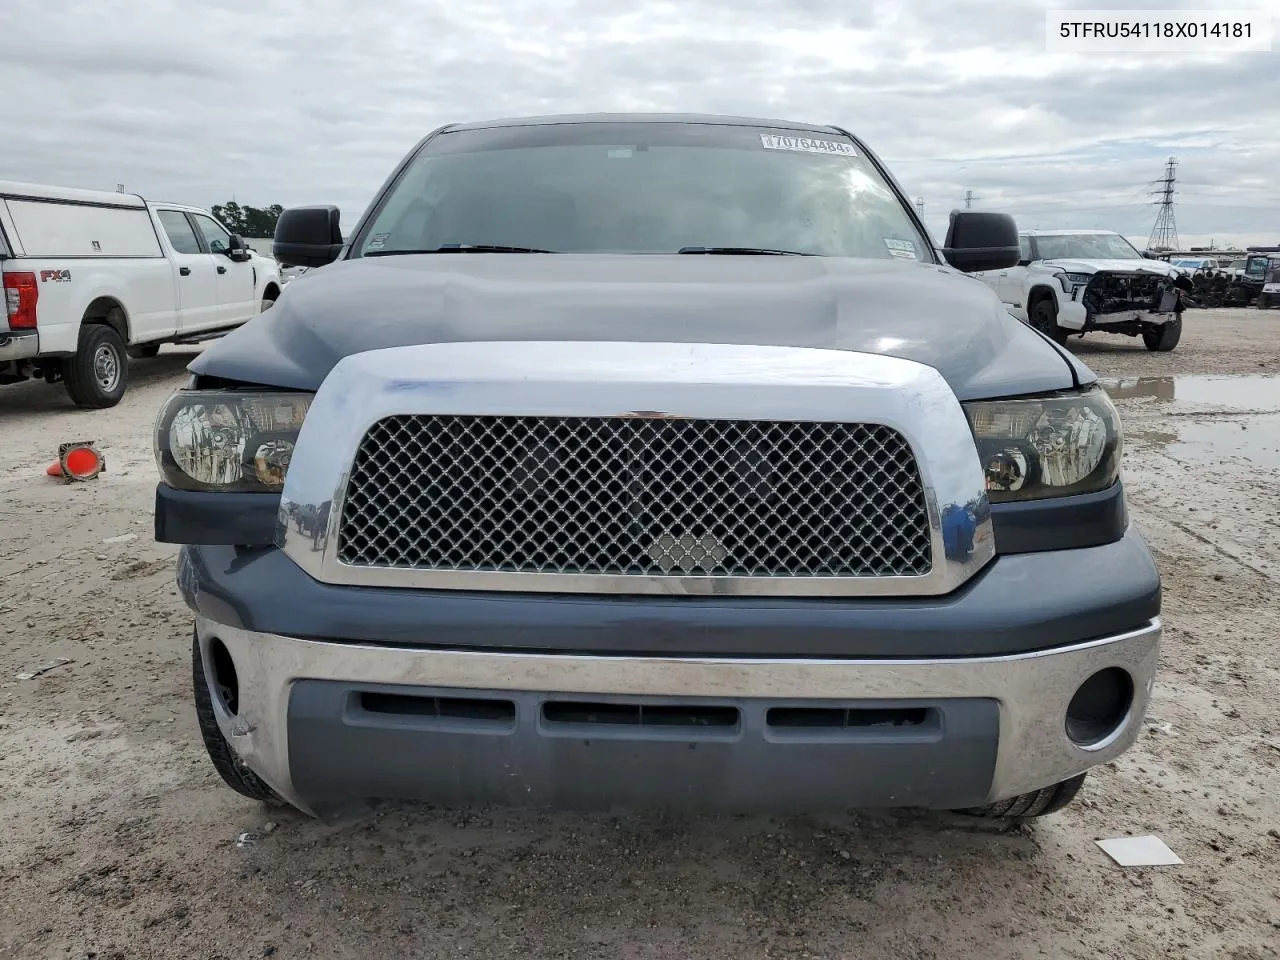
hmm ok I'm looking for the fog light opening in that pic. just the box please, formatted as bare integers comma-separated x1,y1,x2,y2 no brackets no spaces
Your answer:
1065,667,1134,748
208,638,240,716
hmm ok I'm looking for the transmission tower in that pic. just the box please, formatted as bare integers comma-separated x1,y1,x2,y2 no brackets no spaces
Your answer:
964,190,977,209
915,197,924,216
1147,157,1179,251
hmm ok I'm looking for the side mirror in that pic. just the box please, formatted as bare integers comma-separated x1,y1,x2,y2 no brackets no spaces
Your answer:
225,234,253,262
941,210,1020,273
273,205,343,268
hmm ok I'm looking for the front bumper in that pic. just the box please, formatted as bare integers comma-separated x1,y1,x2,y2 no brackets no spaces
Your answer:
178,523,1159,660
195,611,1161,817
1057,297,1179,332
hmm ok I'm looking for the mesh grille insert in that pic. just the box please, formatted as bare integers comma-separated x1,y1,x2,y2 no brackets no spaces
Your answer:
337,415,932,579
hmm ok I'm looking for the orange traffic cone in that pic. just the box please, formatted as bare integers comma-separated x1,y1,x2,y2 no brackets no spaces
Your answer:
47,442,105,482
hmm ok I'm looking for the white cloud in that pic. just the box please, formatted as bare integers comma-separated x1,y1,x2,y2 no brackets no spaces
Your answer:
2,0,1276,248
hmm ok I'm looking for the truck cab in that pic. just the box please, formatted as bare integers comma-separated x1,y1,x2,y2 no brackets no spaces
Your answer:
0,181,281,408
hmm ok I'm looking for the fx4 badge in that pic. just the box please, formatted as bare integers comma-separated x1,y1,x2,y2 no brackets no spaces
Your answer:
40,269,71,283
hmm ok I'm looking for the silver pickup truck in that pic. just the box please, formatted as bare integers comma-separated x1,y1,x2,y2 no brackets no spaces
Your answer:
153,113,1161,821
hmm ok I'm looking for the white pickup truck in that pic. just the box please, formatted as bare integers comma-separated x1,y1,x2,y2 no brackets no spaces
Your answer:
974,229,1188,353
1,180,282,408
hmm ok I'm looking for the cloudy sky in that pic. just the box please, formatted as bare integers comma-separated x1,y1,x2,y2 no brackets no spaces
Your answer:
4,0,1276,250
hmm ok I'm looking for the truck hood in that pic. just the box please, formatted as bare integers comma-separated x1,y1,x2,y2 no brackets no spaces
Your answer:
1042,258,1179,277
190,254,1088,402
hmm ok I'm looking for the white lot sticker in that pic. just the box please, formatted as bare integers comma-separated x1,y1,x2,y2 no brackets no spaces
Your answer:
760,134,857,156
884,238,918,259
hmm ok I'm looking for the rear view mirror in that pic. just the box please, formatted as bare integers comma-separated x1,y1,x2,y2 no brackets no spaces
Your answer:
942,211,1020,273
274,206,343,268
226,234,253,263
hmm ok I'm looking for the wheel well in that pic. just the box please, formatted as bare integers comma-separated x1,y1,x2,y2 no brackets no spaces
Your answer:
262,282,281,301
82,297,130,341
1027,286,1057,311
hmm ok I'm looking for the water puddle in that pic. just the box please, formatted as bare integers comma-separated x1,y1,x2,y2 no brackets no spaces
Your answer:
1132,418,1280,470
1100,374,1280,468
1100,374,1280,412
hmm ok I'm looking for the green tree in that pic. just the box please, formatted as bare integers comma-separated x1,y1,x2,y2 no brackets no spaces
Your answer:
211,201,283,237
243,204,284,238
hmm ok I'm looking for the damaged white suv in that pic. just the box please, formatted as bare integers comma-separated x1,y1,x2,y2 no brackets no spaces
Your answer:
975,229,1187,352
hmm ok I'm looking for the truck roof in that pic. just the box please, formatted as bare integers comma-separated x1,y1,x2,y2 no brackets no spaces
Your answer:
0,179,147,208
147,200,212,215
444,112,843,135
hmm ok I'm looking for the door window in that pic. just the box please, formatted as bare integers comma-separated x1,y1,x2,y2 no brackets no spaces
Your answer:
158,210,202,255
191,213,232,254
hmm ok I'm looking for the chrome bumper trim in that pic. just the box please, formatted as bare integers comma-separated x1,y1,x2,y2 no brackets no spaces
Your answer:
0,331,38,363
198,616,1161,816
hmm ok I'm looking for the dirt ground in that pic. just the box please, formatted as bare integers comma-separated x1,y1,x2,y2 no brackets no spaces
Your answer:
1,309,1278,960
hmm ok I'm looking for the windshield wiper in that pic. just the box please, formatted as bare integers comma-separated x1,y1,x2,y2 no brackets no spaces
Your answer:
364,243,559,256
677,245,815,256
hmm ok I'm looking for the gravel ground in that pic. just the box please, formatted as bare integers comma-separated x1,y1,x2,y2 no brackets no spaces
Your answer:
1,308,1278,960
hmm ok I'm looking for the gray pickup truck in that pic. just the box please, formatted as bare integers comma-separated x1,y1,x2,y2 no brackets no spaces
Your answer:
153,113,1162,820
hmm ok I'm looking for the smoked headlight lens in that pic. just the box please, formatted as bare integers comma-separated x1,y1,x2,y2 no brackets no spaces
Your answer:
154,389,313,492
964,387,1122,503
1056,271,1092,292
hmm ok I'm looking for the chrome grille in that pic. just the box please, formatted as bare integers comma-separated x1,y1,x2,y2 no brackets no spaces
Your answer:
336,416,933,579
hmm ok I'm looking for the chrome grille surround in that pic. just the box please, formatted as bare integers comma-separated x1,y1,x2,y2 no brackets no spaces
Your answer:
276,341,996,597
337,415,933,579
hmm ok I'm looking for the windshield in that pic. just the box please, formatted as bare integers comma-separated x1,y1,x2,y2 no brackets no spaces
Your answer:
1245,257,1272,278
355,122,931,261
1034,233,1143,261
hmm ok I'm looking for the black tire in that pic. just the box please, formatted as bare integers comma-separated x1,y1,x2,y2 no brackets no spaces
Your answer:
956,773,1087,819
128,343,161,359
1142,316,1182,352
63,323,128,409
1029,297,1069,346
191,631,284,805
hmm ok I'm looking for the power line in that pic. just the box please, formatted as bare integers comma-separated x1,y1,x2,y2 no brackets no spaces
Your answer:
1147,157,1179,251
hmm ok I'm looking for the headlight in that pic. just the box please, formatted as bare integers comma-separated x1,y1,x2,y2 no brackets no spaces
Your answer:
1055,271,1092,293
154,389,313,492
963,387,1122,503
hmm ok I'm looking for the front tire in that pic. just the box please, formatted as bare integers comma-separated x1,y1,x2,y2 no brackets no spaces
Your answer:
192,632,284,805
956,773,1087,819
63,324,128,409
1029,298,1069,346
1143,316,1182,352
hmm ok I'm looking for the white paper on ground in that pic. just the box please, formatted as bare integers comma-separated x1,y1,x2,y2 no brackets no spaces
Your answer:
1096,835,1183,867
